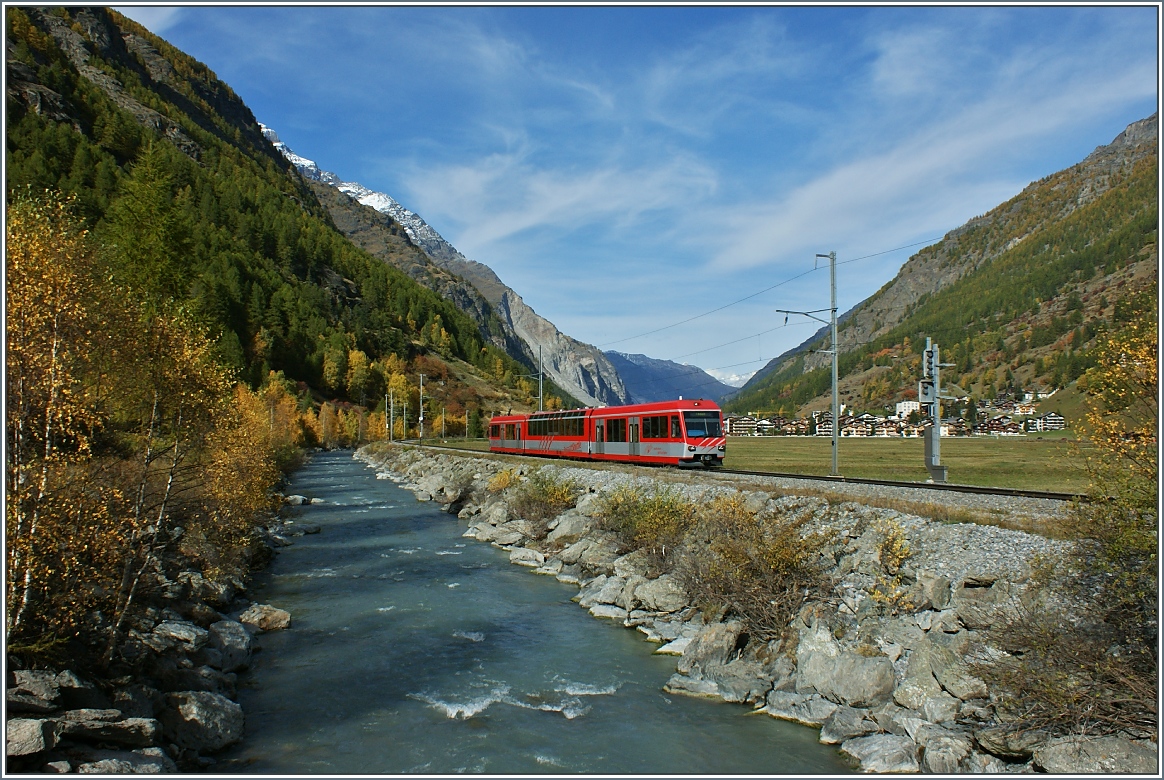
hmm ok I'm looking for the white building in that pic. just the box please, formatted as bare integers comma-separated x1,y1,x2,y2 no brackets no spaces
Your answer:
896,400,921,418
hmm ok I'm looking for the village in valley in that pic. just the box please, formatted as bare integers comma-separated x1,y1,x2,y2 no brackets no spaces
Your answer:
724,389,1067,438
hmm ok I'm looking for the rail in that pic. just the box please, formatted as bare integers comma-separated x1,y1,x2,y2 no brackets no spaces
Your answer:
387,441,1083,503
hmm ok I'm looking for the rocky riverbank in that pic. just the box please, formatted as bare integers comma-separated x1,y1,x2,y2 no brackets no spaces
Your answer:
5,509,307,773
361,444,1158,775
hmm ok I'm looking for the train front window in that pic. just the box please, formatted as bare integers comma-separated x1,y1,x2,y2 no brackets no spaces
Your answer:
683,411,722,438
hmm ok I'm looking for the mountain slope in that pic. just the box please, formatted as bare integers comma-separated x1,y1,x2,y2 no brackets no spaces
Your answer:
262,129,632,409
5,5,545,417
728,114,1158,416
604,352,736,404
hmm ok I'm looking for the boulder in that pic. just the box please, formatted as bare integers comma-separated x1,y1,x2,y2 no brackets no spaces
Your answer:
147,620,209,653
283,494,307,505
616,575,648,610
634,575,688,613
662,673,720,699
546,512,591,545
819,706,878,745
158,691,244,752
578,538,621,574
9,671,63,714
654,636,692,655
764,691,838,727
974,726,1049,761
923,731,973,773
580,576,625,608
490,526,526,547
574,575,609,607
796,625,894,708
678,622,743,674
54,714,160,748
839,734,920,773
589,604,628,620
238,603,291,632
612,549,651,579
109,685,162,720
208,620,253,673
7,718,56,756
705,659,773,704
558,539,594,565
921,691,959,724
70,746,177,773
918,572,952,610
925,641,987,701
509,548,545,568
1033,735,1158,774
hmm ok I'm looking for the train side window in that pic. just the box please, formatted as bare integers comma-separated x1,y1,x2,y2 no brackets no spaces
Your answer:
489,424,500,438
607,418,627,442
671,416,681,438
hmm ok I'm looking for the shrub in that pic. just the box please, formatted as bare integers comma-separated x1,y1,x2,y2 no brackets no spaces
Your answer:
487,468,518,492
679,495,834,641
868,518,915,613
595,485,694,568
509,468,580,536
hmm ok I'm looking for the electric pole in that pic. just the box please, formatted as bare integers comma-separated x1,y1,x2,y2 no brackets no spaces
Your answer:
538,346,544,412
777,251,839,476
418,373,425,441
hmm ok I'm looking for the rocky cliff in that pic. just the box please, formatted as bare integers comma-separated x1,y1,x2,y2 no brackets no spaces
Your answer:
263,127,632,407
604,351,737,404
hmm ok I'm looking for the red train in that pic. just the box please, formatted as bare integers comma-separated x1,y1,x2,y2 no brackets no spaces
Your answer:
488,399,726,467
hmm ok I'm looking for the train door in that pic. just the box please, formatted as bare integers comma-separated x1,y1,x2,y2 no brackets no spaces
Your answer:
629,417,640,457
594,419,605,455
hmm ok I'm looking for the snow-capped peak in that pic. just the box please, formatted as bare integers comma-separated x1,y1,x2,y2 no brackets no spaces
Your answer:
259,122,460,261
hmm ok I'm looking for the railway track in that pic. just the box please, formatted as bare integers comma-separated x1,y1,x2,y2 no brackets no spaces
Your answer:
393,442,1083,503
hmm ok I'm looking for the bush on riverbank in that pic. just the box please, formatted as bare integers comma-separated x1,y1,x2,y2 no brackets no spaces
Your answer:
509,469,582,538
595,485,693,571
679,495,834,641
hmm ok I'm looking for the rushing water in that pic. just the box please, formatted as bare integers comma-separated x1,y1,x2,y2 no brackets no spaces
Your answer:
218,451,852,774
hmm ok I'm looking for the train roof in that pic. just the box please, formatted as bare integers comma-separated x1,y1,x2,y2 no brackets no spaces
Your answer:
489,398,721,422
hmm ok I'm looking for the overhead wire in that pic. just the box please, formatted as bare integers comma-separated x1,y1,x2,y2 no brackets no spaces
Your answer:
598,236,943,350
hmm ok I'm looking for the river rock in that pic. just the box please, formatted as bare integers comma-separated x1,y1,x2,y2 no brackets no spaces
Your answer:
924,640,987,701
1033,735,1158,774
677,621,742,674
819,706,878,744
974,726,1050,761
918,571,952,610
69,746,177,773
7,718,56,756
589,604,628,620
208,620,253,673
9,671,63,714
546,512,591,545
662,673,720,698
147,620,209,653
795,625,894,708
765,691,838,727
578,537,621,575
839,733,920,773
238,603,291,632
574,575,609,607
509,547,545,567
921,691,959,724
283,494,307,505
616,575,648,610
654,636,692,655
922,730,974,773
612,549,651,579
490,524,526,547
54,713,160,748
158,691,243,752
634,575,688,613
559,538,594,565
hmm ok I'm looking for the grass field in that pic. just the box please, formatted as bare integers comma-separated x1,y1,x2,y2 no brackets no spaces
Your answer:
419,431,1091,493
723,432,1090,492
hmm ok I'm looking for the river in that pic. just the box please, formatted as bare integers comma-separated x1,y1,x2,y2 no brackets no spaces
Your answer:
217,451,852,774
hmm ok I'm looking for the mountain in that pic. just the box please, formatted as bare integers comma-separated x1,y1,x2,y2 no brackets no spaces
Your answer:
604,352,736,404
728,113,1158,417
5,6,553,417
261,128,633,409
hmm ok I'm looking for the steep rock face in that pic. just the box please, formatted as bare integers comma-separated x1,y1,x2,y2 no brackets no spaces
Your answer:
604,351,736,404
498,290,630,407
265,126,632,406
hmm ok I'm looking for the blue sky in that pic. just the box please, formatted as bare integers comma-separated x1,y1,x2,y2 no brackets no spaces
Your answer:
117,5,1158,386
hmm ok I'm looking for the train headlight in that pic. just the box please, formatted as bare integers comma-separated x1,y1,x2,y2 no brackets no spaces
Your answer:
687,445,696,452
718,445,726,451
